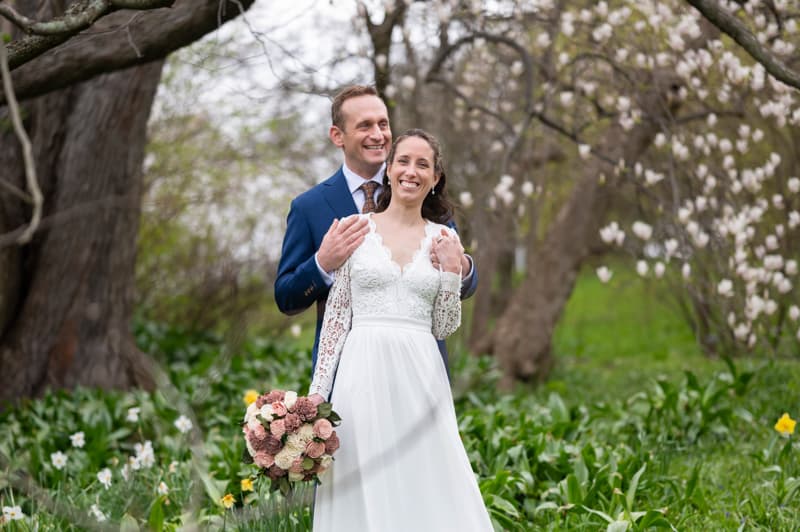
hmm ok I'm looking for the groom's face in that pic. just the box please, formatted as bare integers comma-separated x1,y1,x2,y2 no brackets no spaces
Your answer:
330,95,391,178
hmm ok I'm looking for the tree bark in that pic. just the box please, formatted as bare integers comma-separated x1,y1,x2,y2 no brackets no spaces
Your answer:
0,60,164,403
492,72,683,388
0,0,255,405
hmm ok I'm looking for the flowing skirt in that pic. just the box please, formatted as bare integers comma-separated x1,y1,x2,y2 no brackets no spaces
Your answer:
312,316,493,531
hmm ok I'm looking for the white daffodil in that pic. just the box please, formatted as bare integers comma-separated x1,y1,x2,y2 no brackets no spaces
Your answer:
174,415,193,434
51,451,67,470
97,468,112,489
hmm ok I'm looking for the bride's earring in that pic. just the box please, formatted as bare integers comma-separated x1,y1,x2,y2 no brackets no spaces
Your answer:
431,188,435,196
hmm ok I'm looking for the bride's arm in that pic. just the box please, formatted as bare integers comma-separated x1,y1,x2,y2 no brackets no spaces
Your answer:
309,257,353,401
432,229,463,340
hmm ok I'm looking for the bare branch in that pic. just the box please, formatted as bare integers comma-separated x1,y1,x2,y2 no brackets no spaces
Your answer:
0,4,37,30
1,0,255,105
684,0,800,90
0,39,41,244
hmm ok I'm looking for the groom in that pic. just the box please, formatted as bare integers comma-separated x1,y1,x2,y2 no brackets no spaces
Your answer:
274,85,478,375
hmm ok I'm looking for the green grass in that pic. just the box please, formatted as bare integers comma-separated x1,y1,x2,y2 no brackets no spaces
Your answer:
1,264,799,530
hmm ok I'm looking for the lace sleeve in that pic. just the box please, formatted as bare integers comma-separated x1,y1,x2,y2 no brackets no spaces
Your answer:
309,258,352,399
432,227,463,339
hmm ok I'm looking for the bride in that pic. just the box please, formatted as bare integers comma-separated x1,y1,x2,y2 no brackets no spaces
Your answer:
308,129,493,531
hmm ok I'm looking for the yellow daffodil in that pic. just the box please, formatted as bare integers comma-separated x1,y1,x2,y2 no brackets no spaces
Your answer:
774,413,796,436
221,493,235,509
243,389,259,406
241,478,254,492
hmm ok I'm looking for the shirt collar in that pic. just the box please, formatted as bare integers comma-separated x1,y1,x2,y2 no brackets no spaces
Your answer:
343,162,386,194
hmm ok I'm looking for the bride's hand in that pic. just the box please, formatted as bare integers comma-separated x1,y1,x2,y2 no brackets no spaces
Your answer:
430,229,463,275
309,393,326,406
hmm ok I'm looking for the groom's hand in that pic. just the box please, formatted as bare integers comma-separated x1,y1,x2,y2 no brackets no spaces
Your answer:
317,216,370,273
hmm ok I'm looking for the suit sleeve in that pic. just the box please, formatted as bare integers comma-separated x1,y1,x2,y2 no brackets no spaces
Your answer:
274,199,329,315
445,220,479,301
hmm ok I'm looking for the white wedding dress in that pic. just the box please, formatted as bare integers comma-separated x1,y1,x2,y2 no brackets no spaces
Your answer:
310,214,493,532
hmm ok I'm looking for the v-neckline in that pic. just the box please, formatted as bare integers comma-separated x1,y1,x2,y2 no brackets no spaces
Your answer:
366,213,432,272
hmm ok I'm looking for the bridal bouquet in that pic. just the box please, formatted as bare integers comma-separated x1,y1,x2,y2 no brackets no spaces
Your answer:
242,389,341,494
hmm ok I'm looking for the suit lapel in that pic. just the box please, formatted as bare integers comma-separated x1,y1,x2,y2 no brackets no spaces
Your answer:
322,168,358,218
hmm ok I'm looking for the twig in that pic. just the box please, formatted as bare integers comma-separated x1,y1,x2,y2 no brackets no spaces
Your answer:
0,38,42,245
685,0,800,90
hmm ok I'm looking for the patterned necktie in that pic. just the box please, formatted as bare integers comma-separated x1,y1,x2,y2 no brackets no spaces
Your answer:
360,181,379,214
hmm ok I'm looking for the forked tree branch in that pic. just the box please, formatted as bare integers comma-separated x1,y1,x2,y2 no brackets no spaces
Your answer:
684,0,800,90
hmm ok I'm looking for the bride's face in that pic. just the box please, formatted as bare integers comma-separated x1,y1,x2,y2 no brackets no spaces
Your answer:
386,137,440,206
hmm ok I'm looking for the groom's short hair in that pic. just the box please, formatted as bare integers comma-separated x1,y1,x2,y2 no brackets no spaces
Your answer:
331,85,380,130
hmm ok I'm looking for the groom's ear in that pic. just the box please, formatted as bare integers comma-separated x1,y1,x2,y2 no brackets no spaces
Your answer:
329,125,344,148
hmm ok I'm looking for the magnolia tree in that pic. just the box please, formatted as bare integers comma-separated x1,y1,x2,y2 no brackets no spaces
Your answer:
339,0,800,385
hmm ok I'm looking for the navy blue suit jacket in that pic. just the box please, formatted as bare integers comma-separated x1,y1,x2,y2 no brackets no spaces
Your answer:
274,168,478,374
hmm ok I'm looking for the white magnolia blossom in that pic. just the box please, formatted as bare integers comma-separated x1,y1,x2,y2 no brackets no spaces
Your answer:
788,177,800,193
636,260,649,277
632,221,653,241
717,279,734,297
789,306,800,321
290,323,302,337
459,191,474,208
596,266,613,283
578,144,591,159
682,263,691,279
654,262,666,278
599,222,625,245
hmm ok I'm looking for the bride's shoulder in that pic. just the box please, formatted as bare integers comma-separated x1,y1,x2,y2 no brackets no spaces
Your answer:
426,220,459,237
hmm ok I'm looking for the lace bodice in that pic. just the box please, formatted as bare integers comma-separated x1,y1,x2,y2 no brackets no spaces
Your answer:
309,214,462,399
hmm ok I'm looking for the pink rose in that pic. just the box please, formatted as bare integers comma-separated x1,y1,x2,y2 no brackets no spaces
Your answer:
271,401,288,417
255,395,268,409
313,419,333,440
324,432,340,454
251,423,267,440
289,458,305,474
283,413,301,433
293,397,318,421
270,419,286,438
254,452,275,469
264,390,286,404
306,440,325,459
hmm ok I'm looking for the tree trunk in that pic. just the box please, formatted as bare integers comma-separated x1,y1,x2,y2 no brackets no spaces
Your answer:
493,71,683,388
0,60,164,403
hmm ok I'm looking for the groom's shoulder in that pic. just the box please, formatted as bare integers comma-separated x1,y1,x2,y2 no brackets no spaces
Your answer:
292,168,344,208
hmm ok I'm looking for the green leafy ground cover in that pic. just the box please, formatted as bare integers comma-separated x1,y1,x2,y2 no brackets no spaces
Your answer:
1,267,799,530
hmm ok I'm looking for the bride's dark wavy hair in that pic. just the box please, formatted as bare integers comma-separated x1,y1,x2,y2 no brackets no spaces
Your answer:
375,129,454,225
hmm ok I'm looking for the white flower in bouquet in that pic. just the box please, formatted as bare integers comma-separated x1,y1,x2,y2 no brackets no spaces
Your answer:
320,454,333,470
275,448,297,470
259,403,274,421
51,451,67,470
297,423,315,443
283,391,298,410
70,431,85,448
244,402,258,422
288,471,305,482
